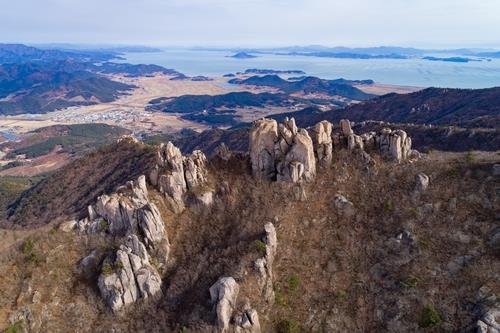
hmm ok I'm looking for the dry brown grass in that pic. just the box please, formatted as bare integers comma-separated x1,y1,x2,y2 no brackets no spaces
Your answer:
0,148,498,332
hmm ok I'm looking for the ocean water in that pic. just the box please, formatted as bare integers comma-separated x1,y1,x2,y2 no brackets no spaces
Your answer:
120,49,500,89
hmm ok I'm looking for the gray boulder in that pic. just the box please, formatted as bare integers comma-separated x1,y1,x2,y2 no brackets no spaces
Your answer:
234,308,261,333
209,277,240,333
414,173,430,193
333,194,355,218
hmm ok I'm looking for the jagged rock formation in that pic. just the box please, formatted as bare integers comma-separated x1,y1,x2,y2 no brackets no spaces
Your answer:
73,175,169,311
150,142,188,213
340,119,354,136
250,118,278,180
210,277,240,333
377,128,413,162
250,117,316,183
312,120,333,166
213,143,233,161
150,142,213,212
336,119,414,163
347,133,364,151
76,176,168,250
254,222,277,303
98,235,162,312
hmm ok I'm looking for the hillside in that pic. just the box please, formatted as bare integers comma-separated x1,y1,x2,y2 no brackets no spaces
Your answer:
148,92,305,114
312,87,500,129
157,119,500,156
0,62,134,114
229,75,374,100
4,140,155,228
146,91,331,126
1,123,131,158
0,117,498,332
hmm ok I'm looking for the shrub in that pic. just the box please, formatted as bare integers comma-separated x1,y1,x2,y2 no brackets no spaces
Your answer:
287,274,300,292
276,319,300,333
400,275,422,289
465,151,475,163
102,262,113,276
115,260,124,270
419,304,442,328
275,289,287,307
5,320,23,333
22,239,38,263
255,239,266,254
100,219,109,231
383,199,394,213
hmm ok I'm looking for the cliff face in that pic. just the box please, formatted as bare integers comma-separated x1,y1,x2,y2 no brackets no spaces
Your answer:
0,119,499,333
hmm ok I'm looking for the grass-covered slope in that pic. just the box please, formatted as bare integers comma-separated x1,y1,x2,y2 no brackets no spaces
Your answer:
4,140,155,228
0,147,498,332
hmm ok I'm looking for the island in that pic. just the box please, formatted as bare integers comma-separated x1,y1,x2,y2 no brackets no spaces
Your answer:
422,56,481,63
228,52,258,59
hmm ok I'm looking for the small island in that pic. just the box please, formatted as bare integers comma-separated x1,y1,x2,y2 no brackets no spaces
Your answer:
228,52,258,59
422,56,481,63
242,68,306,75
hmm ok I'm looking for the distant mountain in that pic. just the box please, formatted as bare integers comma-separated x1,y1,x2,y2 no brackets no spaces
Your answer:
275,87,500,129
229,52,258,59
0,62,133,115
475,51,500,58
229,75,374,100
94,62,180,77
0,43,118,64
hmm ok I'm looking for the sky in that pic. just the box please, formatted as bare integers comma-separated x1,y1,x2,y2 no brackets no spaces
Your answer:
1,0,500,48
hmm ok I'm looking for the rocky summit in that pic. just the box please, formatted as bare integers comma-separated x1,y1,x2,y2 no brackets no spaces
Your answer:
0,117,498,333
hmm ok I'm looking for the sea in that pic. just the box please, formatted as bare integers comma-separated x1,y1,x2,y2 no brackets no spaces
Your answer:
120,49,500,89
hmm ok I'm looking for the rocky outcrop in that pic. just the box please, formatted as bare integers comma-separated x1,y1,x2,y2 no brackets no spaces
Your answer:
414,173,430,193
234,308,261,333
254,223,277,303
250,117,316,183
333,120,415,163
77,176,167,250
75,176,168,311
210,277,240,333
347,133,364,151
98,235,162,312
312,120,333,166
250,119,278,180
476,306,500,332
150,142,213,212
150,142,187,213
213,143,233,161
276,127,316,182
377,128,412,162
333,194,355,218
340,119,354,136
184,150,208,190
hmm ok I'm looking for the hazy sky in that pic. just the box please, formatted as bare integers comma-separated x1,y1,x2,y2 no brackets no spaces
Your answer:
1,0,500,48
